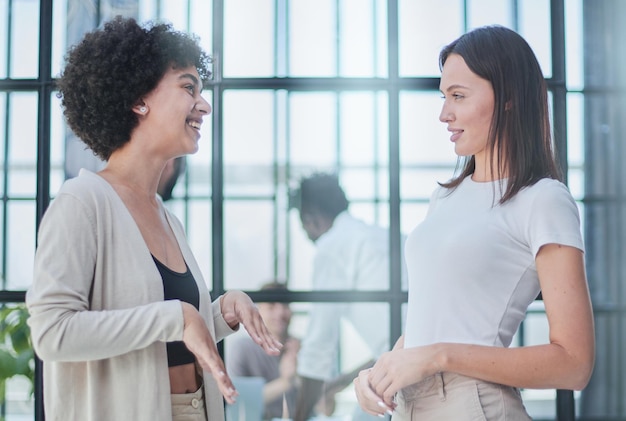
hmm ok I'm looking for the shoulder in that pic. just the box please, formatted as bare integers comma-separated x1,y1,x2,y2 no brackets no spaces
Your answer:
56,169,115,204
516,178,576,208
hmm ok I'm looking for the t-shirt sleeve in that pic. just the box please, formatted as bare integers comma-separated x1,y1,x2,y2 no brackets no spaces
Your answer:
526,180,584,257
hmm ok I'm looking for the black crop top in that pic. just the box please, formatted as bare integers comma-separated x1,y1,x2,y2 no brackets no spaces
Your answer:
152,255,199,367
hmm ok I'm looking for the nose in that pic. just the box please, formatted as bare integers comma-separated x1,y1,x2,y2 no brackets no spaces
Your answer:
439,103,453,123
196,95,212,115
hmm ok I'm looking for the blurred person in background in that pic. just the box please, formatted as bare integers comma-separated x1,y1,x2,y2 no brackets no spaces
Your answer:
227,281,300,420
290,172,402,421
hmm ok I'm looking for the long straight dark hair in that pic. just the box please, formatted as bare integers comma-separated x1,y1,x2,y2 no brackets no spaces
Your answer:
439,25,561,204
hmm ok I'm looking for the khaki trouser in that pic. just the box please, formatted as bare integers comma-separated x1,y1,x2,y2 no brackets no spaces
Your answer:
392,372,532,421
171,385,208,421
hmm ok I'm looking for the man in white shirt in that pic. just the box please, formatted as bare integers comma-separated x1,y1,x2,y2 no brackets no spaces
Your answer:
291,173,396,421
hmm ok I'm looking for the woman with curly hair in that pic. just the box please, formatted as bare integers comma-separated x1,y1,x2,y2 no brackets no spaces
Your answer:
354,26,594,420
26,16,281,421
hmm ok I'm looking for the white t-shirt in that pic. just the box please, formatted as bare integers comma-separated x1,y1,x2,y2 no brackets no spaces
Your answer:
403,176,584,349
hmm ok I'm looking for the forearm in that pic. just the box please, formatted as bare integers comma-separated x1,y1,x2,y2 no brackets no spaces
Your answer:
437,341,593,391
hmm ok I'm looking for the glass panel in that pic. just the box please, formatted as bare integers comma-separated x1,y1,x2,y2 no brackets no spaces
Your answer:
398,0,463,77
50,92,66,195
339,92,388,166
52,0,68,78
399,91,457,165
224,0,275,77
0,93,5,192
400,201,429,239
7,200,36,290
159,1,188,29
518,0,552,78
10,0,40,78
567,93,584,199
468,0,513,29
338,0,387,78
400,168,453,200
565,0,584,90
185,199,212,289
342,168,388,202
289,0,337,77
513,303,556,420
8,93,37,197
0,0,7,78
189,0,213,52
224,201,274,290
223,90,275,194
289,92,337,168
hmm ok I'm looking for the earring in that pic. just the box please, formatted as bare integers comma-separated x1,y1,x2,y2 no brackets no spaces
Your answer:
139,106,147,113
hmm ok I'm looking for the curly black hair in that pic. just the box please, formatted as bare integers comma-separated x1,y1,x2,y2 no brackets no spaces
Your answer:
56,16,212,161
290,172,349,220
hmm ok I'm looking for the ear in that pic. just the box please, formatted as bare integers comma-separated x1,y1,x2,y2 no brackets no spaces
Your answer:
133,101,148,115
505,100,513,111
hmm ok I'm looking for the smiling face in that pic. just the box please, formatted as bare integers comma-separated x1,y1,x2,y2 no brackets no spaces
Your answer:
439,54,496,171
140,65,211,156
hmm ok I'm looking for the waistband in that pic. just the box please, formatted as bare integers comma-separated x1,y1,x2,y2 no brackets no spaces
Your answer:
400,372,496,402
171,385,205,409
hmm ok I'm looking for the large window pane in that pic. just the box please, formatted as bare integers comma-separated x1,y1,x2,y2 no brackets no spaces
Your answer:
518,0,552,78
224,201,275,290
0,0,7,79
339,92,388,166
338,0,388,78
185,200,213,288
52,0,68,78
8,93,37,197
399,91,457,165
224,0,275,77
289,0,336,77
468,0,513,28
565,0,584,90
289,93,337,168
7,200,36,290
10,0,39,78
398,0,463,77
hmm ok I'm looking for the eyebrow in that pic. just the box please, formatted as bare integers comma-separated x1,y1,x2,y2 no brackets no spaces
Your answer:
440,83,470,93
179,73,202,91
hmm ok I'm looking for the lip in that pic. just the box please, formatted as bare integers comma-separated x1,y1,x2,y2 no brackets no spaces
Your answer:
187,118,202,131
448,128,463,142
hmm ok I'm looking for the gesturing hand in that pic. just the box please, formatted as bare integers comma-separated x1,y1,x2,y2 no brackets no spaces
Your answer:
220,290,283,355
181,302,238,404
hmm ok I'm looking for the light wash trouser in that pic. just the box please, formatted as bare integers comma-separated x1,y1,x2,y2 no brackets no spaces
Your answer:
171,385,208,421
392,372,532,421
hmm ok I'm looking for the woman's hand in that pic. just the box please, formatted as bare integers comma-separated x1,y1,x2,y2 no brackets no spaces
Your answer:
181,302,238,404
368,345,443,408
354,368,392,417
220,290,283,355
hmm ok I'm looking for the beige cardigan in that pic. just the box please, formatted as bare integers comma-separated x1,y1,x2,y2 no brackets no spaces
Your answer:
27,169,236,421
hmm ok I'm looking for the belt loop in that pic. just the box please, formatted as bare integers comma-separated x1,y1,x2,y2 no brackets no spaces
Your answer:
437,372,446,401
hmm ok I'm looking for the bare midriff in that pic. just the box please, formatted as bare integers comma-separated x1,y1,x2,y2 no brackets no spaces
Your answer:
169,362,201,394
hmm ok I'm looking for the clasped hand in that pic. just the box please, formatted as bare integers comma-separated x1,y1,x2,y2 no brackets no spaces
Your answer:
354,345,442,417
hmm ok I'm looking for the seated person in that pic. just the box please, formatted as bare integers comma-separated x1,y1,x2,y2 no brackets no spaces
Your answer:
226,281,300,419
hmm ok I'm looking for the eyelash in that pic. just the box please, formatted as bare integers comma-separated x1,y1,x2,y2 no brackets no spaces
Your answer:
441,93,464,100
185,85,195,94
